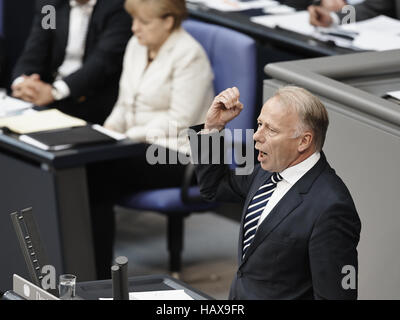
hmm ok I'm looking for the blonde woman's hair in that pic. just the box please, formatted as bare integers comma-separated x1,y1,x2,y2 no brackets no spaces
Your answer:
124,0,187,30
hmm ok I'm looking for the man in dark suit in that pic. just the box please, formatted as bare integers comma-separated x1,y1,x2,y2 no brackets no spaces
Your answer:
309,0,400,27
11,0,132,124
189,86,361,299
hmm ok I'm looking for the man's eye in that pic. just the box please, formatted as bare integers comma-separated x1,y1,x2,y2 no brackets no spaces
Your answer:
268,127,278,135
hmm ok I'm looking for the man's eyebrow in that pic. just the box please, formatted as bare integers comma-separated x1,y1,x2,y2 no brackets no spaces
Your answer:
267,122,280,131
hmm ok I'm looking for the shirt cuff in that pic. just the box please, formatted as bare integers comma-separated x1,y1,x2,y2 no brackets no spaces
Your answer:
12,76,25,87
52,80,71,100
197,128,221,135
330,12,340,26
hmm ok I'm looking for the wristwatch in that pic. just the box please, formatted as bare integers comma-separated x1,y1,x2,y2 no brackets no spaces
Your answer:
51,85,64,101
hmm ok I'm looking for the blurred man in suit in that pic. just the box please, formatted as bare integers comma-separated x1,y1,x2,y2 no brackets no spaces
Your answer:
309,0,400,27
11,0,132,124
190,86,361,299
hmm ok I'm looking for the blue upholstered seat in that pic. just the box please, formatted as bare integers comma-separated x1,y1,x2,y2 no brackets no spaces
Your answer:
120,186,216,214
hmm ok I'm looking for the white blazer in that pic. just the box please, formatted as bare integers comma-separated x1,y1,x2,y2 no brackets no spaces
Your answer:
104,27,214,153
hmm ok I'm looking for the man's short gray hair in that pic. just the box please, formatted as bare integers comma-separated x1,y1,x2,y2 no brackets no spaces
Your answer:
273,86,329,152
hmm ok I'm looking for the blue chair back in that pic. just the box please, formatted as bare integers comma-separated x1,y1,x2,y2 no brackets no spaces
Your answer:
183,19,257,135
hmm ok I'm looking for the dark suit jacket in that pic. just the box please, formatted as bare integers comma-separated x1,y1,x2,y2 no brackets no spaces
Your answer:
12,0,132,124
190,126,361,299
338,0,400,21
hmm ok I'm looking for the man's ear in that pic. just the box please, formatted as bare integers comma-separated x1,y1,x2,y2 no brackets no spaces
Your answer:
298,131,313,153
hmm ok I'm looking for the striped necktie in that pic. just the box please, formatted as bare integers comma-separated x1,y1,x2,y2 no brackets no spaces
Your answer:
242,172,283,258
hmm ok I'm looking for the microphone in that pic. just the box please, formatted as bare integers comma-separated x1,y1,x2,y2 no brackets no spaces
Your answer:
111,265,122,300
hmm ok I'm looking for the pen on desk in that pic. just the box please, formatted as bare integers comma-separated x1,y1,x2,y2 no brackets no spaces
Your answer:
320,31,355,41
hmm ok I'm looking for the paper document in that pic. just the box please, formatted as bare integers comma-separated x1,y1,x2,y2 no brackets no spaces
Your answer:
341,15,400,37
0,95,33,118
263,4,295,14
0,109,86,134
251,11,316,36
99,289,194,300
352,31,400,51
187,0,278,12
386,91,400,101
250,12,400,51
340,15,400,51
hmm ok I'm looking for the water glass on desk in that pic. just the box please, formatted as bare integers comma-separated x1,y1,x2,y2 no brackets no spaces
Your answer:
59,274,76,300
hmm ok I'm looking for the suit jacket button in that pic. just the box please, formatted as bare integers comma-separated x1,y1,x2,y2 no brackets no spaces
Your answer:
237,271,242,278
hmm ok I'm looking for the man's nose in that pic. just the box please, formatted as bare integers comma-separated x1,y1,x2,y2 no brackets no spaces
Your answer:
253,128,262,142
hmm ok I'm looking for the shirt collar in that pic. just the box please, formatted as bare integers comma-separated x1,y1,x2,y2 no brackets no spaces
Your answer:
279,152,321,186
70,0,97,9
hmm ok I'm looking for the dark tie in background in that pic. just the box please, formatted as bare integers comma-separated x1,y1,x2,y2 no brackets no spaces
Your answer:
242,172,283,258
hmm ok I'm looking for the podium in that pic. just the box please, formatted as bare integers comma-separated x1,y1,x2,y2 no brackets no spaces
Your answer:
263,49,400,299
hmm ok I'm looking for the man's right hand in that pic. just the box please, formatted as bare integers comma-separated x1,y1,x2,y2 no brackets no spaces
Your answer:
308,5,333,27
321,0,346,12
204,87,243,131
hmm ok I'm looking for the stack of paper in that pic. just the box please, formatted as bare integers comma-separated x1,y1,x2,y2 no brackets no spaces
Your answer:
0,95,33,118
263,4,295,14
341,15,400,51
250,12,400,51
251,11,316,36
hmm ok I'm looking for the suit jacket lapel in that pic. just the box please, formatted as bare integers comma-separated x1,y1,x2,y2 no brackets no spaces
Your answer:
54,3,70,69
84,0,101,58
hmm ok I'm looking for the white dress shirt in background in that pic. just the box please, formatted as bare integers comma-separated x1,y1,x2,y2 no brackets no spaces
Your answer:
13,0,97,100
53,0,97,99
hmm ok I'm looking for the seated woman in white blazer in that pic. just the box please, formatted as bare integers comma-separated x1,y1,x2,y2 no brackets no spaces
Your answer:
87,0,214,279
104,0,214,152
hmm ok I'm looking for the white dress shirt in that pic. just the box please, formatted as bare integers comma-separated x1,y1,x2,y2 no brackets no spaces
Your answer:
52,0,97,99
257,152,321,228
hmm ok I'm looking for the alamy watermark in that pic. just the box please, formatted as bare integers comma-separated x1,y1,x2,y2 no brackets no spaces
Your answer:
341,265,357,290
144,123,255,175
41,5,56,30
341,5,356,25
